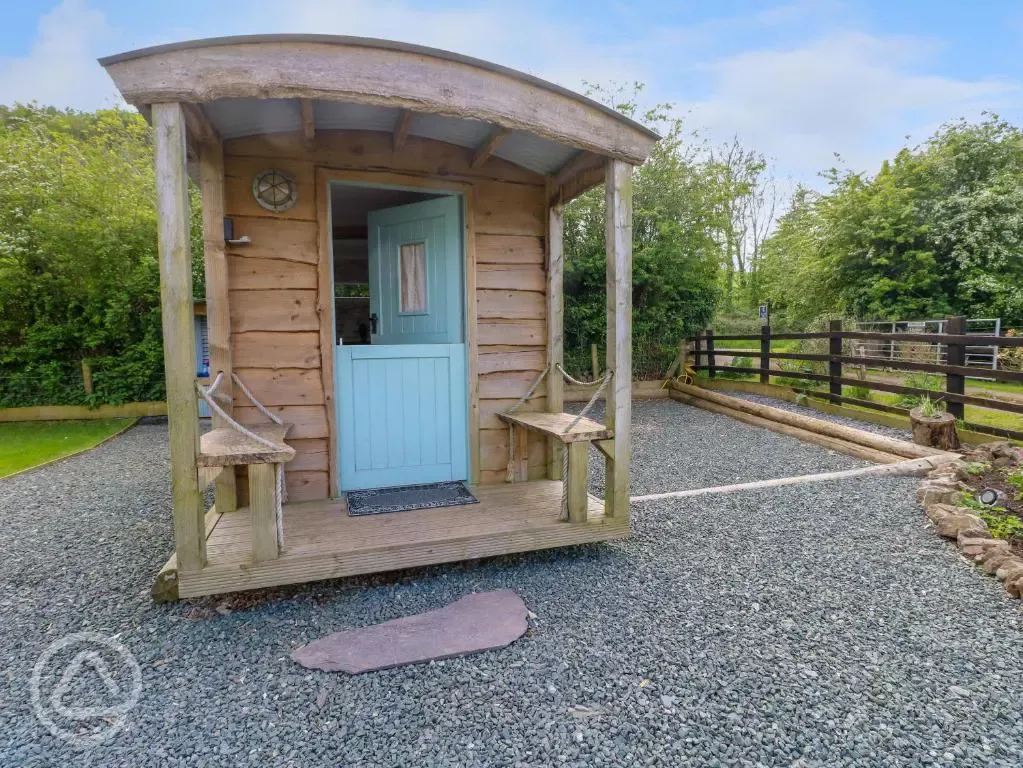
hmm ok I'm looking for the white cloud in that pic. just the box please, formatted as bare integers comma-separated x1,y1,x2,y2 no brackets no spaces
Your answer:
0,0,120,110
682,31,1018,183
0,0,1018,190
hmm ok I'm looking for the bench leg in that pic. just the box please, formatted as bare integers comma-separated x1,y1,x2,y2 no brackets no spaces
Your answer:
249,463,280,562
566,441,589,523
515,426,529,481
506,424,530,483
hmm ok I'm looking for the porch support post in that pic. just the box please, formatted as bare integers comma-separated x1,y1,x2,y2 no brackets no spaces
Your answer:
153,102,205,571
604,159,633,518
546,193,565,480
198,138,237,513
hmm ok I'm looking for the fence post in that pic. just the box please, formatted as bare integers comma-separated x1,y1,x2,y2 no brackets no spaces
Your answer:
81,359,93,395
590,343,600,381
760,326,770,384
945,315,966,420
706,328,716,378
828,319,842,402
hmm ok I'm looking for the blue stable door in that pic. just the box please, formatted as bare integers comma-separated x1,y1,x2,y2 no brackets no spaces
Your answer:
336,195,467,491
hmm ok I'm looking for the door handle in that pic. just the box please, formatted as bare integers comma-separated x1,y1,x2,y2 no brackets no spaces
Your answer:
369,313,378,334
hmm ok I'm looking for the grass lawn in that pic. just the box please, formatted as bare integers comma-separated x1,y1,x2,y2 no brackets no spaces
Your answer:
0,419,134,478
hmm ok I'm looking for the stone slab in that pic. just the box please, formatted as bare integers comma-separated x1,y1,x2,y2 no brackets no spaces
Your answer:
292,589,529,674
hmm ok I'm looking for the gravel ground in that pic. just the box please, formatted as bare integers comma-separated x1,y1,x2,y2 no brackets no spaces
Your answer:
570,398,870,496
3,415,1023,767
720,390,912,441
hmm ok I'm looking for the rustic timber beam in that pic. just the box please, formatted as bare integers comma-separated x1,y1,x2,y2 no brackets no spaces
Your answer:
99,37,659,164
604,158,633,519
545,188,565,481
153,102,206,572
393,109,414,151
548,151,606,205
299,99,316,148
181,102,219,147
470,127,511,169
197,139,237,513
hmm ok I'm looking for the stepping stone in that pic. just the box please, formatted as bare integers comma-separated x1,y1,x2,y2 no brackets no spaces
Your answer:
291,589,529,674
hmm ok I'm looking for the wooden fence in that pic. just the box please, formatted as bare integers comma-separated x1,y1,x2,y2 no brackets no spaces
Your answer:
689,317,1023,441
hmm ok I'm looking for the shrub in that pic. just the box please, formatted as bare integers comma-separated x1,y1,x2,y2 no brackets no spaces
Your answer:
896,373,943,409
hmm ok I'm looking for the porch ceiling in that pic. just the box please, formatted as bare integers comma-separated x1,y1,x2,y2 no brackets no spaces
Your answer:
201,97,579,175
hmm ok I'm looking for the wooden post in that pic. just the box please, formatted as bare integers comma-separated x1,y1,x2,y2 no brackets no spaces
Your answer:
705,329,716,378
945,315,966,421
249,464,279,561
759,326,770,385
153,102,205,572
591,344,600,381
198,139,237,513
566,441,588,523
604,159,633,519
546,199,565,481
692,333,701,370
81,360,93,394
829,319,843,402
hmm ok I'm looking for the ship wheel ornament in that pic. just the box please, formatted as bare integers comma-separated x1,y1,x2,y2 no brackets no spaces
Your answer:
252,169,298,213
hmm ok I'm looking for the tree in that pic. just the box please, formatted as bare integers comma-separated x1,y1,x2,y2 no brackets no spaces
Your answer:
0,104,203,406
708,138,777,311
759,115,1023,328
563,84,726,375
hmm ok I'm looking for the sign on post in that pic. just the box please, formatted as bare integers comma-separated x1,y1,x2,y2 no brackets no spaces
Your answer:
758,303,769,324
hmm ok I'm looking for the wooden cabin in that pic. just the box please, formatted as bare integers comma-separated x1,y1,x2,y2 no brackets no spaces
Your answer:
99,35,658,599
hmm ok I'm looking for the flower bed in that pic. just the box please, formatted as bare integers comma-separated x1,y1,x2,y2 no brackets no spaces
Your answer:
916,441,1023,597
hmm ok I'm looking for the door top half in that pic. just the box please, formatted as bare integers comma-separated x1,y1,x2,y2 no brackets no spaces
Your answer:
367,195,464,346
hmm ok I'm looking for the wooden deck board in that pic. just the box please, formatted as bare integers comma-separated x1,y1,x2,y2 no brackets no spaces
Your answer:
177,480,625,597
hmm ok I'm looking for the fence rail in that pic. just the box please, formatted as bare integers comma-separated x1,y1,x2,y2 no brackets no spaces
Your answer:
687,317,1023,441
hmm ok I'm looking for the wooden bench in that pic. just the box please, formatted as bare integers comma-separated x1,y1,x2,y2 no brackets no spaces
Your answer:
497,411,613,523
197,423,295,562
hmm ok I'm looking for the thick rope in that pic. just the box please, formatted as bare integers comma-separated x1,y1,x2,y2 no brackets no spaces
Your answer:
196,381,282,451
556,363,606,388
275,462,286,547
206,371,225,397
231,372,283,425
507,364,550,414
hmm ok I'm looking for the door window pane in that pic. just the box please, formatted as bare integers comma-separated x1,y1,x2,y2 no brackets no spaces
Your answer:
399,241,427,313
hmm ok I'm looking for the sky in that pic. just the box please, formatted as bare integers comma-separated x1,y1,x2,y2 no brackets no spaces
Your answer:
1,0,1020,190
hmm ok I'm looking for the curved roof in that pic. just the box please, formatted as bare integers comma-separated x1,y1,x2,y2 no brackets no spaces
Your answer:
98,35,658,168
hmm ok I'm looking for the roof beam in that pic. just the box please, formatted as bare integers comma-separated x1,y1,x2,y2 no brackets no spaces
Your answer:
393,109,414,152
181,102,219,147
470,127,511,169
299,99,316,148
548,151,606,205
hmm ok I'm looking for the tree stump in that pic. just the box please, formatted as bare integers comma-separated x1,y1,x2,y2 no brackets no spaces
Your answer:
910,408,960,451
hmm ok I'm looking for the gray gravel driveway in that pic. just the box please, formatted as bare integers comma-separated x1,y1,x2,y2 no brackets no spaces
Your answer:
3,404,1023,767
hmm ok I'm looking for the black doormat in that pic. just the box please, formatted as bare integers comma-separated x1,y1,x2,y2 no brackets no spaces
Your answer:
347,481,479,517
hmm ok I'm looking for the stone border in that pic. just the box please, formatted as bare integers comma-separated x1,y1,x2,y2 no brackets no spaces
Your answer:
917,450,1023,599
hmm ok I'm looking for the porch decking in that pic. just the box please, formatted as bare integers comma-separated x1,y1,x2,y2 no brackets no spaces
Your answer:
177,480,626,598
